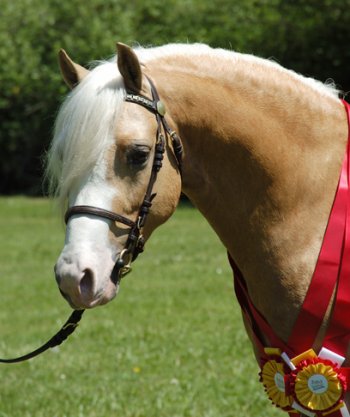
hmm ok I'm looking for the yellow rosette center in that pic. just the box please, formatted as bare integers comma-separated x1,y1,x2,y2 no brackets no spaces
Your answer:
294,362,343,411
260,360,293,409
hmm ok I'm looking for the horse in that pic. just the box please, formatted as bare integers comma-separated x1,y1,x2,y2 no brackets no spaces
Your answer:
46,42,350,417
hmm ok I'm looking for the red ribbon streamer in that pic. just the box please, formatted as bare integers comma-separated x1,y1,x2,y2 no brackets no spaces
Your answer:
231,100,350,358
288,100,350,354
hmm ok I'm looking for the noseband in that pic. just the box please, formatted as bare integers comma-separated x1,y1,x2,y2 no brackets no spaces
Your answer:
65,76,183,284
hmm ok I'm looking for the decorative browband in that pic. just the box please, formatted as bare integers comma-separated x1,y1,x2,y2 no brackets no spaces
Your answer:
125,93,166,117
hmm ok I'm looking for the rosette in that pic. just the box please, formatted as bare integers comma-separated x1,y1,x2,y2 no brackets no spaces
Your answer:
289,358,346,412
260,359,294,409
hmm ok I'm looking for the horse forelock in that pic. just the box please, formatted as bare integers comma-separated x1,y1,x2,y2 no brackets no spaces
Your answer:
46,61,124,209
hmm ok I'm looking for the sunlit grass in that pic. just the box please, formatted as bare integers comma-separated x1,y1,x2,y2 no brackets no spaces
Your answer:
0,197,282,417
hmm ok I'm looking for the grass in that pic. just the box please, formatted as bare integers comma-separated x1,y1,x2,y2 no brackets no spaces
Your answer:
0,197,282,417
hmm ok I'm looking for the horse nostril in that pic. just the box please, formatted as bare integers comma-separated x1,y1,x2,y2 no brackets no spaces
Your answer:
80,268,95,298
54,259,102,308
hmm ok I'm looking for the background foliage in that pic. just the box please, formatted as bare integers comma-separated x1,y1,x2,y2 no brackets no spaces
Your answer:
1,0,350,194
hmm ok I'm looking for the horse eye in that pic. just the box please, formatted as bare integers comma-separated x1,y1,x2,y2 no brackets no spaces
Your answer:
126,145,150,167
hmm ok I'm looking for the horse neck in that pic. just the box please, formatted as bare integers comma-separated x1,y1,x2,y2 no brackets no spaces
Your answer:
149,53,349,341
150,56,344,251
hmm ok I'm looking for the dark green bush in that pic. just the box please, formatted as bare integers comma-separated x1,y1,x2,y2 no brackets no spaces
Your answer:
1,0,349,194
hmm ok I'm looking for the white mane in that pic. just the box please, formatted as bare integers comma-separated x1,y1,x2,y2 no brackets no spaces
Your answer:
46,43,339,207
46,62,124,207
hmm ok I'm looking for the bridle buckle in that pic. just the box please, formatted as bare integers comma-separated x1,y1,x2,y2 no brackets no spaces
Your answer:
117,249,133,278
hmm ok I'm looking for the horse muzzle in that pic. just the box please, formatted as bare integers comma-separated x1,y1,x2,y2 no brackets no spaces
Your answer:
54,253,119,309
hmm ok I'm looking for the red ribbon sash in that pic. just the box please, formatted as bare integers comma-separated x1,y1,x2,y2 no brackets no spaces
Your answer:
289,100,350,357
231,100,350,358
230,100,350,417
231,100,350,417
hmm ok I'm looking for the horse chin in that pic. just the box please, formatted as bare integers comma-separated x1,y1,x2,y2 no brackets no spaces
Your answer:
97,279,120,307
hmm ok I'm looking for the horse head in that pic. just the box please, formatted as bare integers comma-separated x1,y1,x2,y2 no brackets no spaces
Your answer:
49,43,182,309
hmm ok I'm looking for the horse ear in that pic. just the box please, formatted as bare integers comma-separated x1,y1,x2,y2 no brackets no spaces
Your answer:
116,42,142,92
58,49,89,89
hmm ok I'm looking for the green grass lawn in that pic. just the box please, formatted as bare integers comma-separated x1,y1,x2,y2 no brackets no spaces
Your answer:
0,197,282,417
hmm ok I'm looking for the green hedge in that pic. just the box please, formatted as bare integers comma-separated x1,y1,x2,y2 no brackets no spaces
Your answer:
1,0,349,194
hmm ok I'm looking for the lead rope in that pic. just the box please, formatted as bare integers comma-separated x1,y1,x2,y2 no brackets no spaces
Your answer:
0,309,84,363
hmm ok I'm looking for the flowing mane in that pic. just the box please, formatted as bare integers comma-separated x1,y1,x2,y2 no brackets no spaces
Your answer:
46,43,339,208
46,62,125,207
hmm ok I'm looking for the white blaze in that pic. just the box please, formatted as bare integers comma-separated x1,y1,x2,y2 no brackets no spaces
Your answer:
55,153,120,308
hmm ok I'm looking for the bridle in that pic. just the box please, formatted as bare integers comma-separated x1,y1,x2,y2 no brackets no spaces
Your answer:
65,75,183,282
0,76,183,364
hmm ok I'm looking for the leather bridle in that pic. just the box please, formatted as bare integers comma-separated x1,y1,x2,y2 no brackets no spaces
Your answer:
0,76,183,364
65,76,183,283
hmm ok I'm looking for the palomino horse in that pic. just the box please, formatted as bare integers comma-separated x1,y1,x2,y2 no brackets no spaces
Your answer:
47,43,350,417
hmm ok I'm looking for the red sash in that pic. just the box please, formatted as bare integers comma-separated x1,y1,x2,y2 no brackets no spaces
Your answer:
230,100,350,416
289,100,350,357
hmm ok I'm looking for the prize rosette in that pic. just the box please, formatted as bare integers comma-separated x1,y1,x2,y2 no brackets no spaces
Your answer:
260,358,294,409
288,357,346,413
